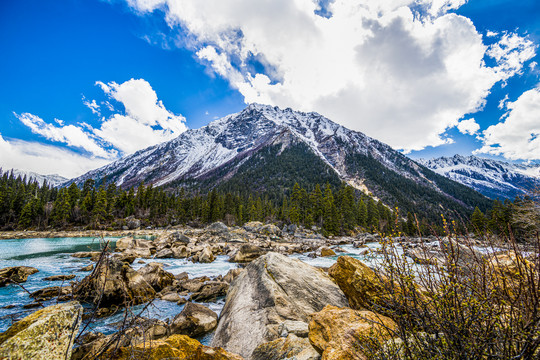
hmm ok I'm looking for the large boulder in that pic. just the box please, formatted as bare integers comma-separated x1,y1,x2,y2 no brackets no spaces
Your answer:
73,258,156,308
0,301,82,359
230,244,267,263
252,334,320,360
190,281,229,302
328,256,387,311
115,237,154,257
207,222,230,234
308,305,397,360
126,217,141,230
0,266,38,287
136,262,175,292
115,236,134,252
259,224,281,236
171,302,218,337
30,285,71,301
193,245,215,263
318,247,336,257
109,334,243,360
222,268,244,284
243,221,264,232
211,252,348,359
171,245,191,259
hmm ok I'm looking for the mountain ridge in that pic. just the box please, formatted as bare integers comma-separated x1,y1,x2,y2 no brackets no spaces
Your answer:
67,104,492,220
1,168,67,187
419,155,540,200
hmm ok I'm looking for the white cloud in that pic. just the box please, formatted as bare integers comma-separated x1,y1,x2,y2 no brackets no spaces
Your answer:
486,32,537,82
126,0,537,152
0,133,111,178
94,78,188,153
498,94,509,110
9,78,188,177
456,118,480,135
83,98,101,115
476,86,540,160
14,112,115,159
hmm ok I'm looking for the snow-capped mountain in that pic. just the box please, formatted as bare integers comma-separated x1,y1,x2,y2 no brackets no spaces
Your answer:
69,104,491,218
419,155,540,200
1,169,68,187
71,104,397,188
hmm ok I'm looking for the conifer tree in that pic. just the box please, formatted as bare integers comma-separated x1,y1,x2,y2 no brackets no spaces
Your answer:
310,184,323,225
322,184,339,235
357,198,367,228
471,206,486,233
367,198,380,232
92,187,108,225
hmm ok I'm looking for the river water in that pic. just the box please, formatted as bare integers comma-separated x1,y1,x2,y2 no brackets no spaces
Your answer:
0,237,384,343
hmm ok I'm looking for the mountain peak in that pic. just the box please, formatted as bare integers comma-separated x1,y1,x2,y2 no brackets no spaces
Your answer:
67,104,491,220
420,155,540,199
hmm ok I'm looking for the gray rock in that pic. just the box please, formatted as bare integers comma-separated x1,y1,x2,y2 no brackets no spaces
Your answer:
287,224,298,233
170,302,218,337
192,245,215,263
0,301,83,360
211,252,348,359
0,266,39,287
73,258,155,308
222,268,244,284
230,244,267,263
190,281,228,302
172,232,191,244
252,334,321,360
155,248,174,258
126,217,141,230
136,262,175,292
278,320,309,338
207,222,229,233
171,246,190,259
30,286,71,301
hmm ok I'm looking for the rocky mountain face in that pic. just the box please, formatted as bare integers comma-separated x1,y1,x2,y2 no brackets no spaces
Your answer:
69,104,491,218
419,155,540,200
1,169,67,188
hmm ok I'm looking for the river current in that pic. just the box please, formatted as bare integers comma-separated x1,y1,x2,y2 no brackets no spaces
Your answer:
0,236,383,344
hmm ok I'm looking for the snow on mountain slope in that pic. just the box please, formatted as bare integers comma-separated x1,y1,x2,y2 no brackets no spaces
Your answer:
68,104,495,218
1,169,68,187
69,103,410,190
419,155,540,199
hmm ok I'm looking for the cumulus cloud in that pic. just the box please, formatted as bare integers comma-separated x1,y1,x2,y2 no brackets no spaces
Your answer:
456,118,480,135
476,86,540,160
0,133,111,178
125,0,537,152
94,79,188,153
11,78,188,177
14,112,115,159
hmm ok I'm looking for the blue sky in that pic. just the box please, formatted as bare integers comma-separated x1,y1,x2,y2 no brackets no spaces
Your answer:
0,0,539,177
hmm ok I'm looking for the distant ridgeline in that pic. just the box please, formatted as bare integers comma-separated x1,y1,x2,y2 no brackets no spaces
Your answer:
0,169,516,236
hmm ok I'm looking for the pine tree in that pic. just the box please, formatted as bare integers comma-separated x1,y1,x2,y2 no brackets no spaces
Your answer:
310,184,323,226
471,206,486,233
406,212,416,236
92,187,108,225
367,198,380,232
341,186,356,232
322,184,339,235
357,198,367,228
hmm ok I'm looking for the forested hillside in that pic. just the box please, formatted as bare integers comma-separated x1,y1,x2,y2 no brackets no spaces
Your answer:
0,170,516,237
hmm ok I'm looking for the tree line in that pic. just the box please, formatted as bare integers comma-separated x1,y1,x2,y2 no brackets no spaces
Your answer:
0,170,521,237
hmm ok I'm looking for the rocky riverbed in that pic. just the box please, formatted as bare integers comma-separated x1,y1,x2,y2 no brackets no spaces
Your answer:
0,221,533,359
